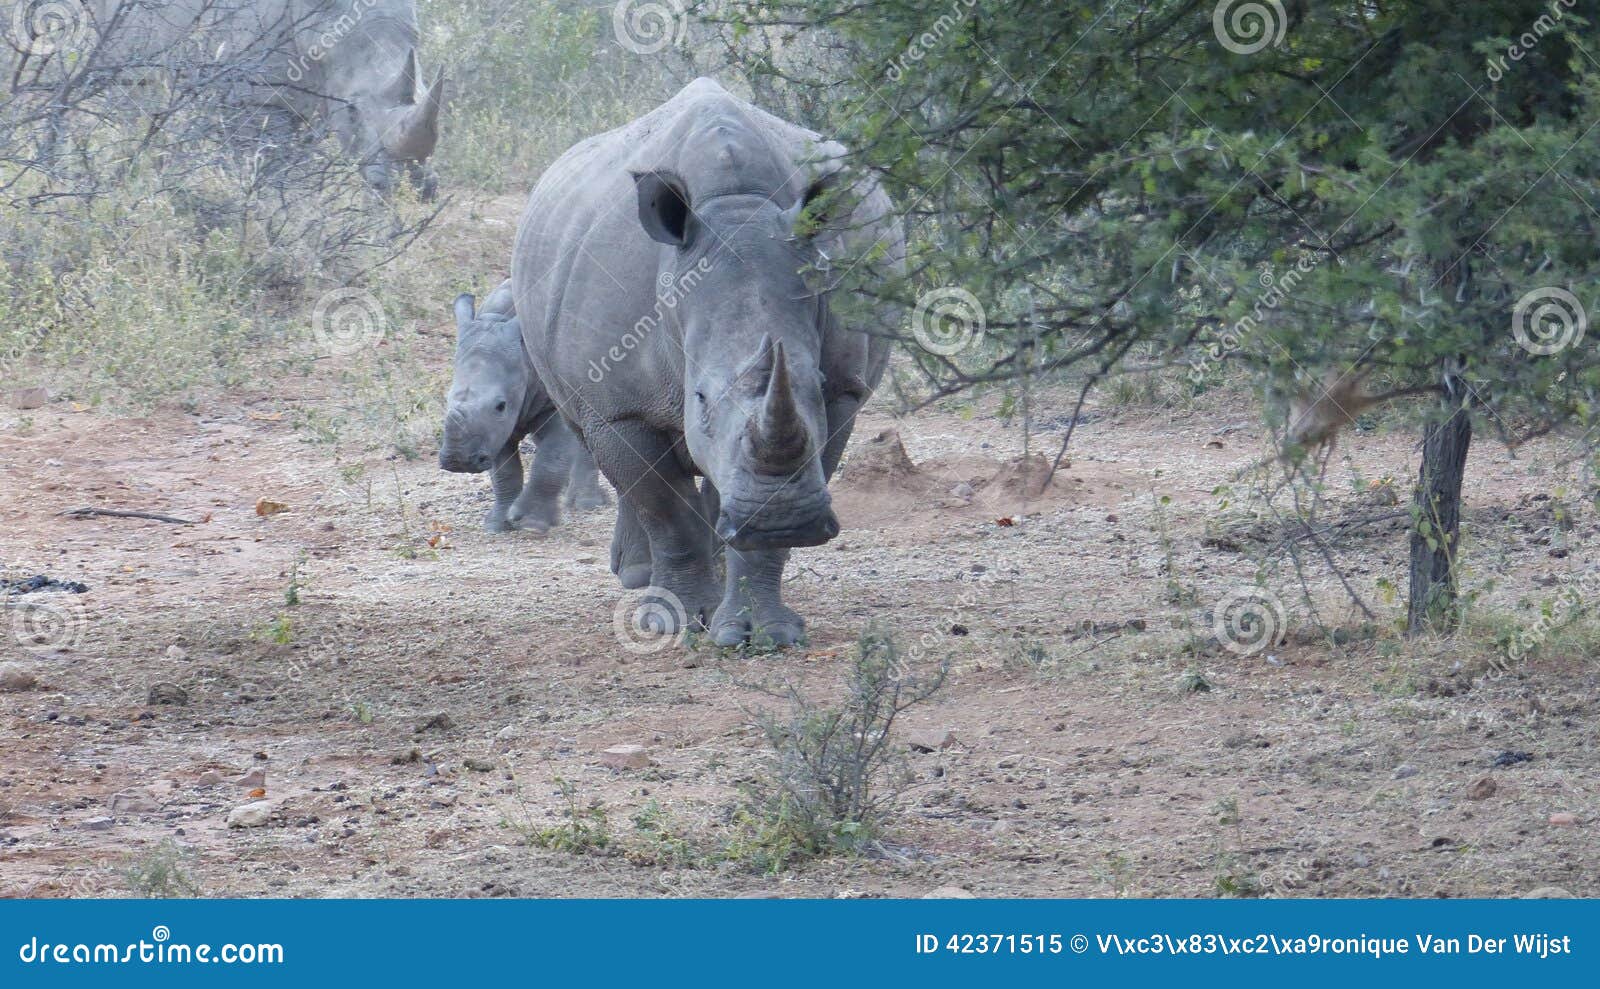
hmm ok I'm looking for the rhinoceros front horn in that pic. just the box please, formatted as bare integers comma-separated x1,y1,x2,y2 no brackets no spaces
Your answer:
383,58,445,162
746,338,811,474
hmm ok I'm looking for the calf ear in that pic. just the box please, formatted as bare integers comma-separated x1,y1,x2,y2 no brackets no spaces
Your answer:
453,294,475,333
632,170,692,247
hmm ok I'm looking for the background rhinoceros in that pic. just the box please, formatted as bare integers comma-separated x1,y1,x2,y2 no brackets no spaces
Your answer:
31,1,445,196
512,77,904,647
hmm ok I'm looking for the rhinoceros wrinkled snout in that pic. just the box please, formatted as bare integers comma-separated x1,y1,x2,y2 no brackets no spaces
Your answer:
715,499,840,551
439,446,492,474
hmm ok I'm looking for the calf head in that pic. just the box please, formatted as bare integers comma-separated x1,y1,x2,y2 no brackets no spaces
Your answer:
439,294,529,473
633,169,847,550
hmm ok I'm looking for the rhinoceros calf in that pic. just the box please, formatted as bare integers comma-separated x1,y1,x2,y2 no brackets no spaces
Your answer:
62,1,444,196
512,78,903,646
440,281,609,533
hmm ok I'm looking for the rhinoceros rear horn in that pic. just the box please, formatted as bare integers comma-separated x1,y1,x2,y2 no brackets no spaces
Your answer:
747,339,810,473
382,57,444,161
453,294,475,332
384,48,420,106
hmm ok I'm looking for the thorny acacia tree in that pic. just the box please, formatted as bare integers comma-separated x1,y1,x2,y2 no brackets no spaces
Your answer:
711,0,1600,634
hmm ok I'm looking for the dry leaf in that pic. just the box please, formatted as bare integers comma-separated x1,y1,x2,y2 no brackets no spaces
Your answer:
247,787,266,798
995,517,1015,527
248,411,285,422
255,498,289,517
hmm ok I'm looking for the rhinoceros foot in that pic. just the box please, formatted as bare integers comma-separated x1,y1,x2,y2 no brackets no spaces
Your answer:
483,510,514,534
711,602,805,649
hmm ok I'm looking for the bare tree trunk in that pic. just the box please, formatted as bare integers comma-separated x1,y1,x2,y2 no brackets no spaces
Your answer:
1406,375,1471,634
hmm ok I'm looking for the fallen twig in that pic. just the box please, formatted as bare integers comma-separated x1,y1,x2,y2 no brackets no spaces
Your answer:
58,507,200,525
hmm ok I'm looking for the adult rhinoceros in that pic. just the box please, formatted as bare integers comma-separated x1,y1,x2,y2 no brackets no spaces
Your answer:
35,1,444,195
511,77,903,647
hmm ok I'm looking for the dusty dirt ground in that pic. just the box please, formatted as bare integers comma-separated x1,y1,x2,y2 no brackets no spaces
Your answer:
2,364,1597,898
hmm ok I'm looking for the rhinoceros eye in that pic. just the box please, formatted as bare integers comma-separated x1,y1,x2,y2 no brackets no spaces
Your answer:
495,400,507,413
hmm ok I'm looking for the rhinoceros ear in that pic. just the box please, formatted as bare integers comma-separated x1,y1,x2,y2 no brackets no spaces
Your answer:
632,170,692,247
783,169,847,237
453,294,476,333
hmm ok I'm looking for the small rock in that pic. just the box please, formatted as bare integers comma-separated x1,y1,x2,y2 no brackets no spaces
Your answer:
415,713,454,734
81,816,114,831
0,663,38,692
908,729,957,753
1549,812,1578,827
1524,886,1574,899
227,800,275,828
463,757,495,773
1491,750,1534,768
236,769,266,789
923,886,975,899
109,792,160,815
146,682,187,705
1392,764,1419,780
1465,777,1497,800
5,386,50,410
165,645,187,661
949,482,975,501
598,744,651,770
197,770,224,786
574,555,598,565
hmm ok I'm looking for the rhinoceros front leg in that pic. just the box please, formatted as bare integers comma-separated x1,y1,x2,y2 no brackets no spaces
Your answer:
484,440,525,533
507,416,576,533
564,444,612,512
711,547,803,648
589,420,719,636
609,497,653,589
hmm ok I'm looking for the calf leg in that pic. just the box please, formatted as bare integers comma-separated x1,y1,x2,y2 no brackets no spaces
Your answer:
564,444,612,512
508,417,576,533
484,441,524,533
